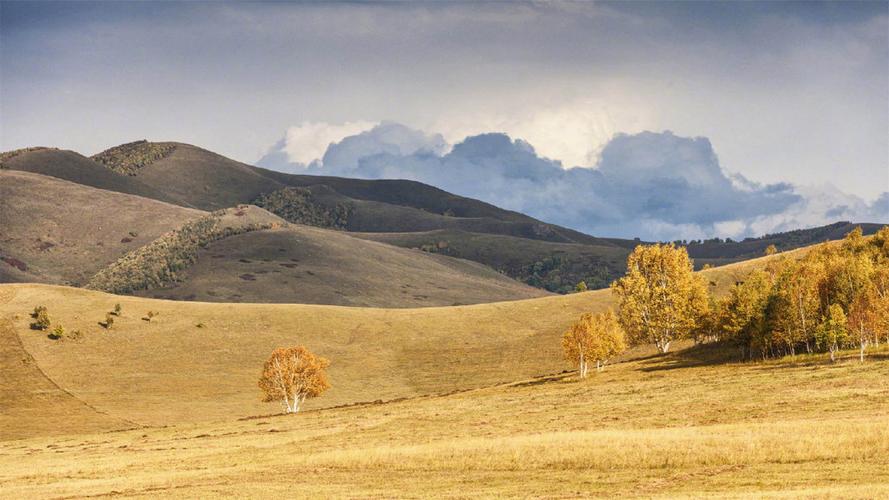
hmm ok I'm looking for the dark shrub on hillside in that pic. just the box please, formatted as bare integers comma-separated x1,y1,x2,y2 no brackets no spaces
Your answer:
86,210,280,294
91,140,176,176
252,187,353,229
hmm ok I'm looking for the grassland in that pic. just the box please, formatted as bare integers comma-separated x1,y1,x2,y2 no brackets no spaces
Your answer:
1,248,887,497
0,170,203,285
132,225,548,307
1,332,886,498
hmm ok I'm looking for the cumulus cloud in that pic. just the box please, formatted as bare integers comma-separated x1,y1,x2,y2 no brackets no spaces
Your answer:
258,121,447,174
257,120,377,172
259,123,887,241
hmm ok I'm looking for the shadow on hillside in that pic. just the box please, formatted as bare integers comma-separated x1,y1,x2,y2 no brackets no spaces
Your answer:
638,341,741,372
747,349,889,371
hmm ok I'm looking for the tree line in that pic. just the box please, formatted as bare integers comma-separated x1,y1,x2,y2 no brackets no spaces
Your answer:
562,226,888,377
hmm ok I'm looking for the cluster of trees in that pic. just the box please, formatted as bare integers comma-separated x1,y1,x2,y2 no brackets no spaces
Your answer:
30,305,80,340
562,227,888,377
706,227,888,361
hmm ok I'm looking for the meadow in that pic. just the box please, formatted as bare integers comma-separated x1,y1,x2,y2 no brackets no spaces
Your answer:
1,340,887,498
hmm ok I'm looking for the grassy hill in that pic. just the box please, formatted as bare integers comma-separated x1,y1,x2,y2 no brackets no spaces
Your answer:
1,281,886,496
0,252,786,439
1,171,545,306
131,225,547,307
6,141,884,294
0,147,185,205
0,170,204,285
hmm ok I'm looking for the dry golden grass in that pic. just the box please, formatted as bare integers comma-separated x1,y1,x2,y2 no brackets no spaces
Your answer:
0,251,802,440
3,250,881,497
1,341,886,498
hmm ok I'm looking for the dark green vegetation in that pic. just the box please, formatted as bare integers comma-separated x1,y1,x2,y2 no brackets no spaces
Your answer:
252,186,353,229
91,140,177,176
86,207,285,294
2,141,883,297
356,230,630,292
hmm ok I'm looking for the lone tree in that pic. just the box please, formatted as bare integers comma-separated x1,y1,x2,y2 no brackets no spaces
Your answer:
611,244,709,353
259,346,330,413
561,310,626,378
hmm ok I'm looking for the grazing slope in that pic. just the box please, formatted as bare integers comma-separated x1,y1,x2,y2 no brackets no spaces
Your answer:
0,148,184,205
0,170,204,285
0,250,789,439
95,142,284,210
1,172,543,305
1,292,886,496
134,225,548,307
1,283,604,435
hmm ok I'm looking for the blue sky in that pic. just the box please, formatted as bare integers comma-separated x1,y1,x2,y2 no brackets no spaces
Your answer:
1,1,886,239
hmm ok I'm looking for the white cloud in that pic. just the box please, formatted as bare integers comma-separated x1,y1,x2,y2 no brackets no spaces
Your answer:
281,121,377,166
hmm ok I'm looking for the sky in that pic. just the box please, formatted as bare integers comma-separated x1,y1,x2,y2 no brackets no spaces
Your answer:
1,1,887,240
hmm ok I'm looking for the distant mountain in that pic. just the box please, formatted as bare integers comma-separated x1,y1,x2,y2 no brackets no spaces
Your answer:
0,169,545,306
3,141,883,294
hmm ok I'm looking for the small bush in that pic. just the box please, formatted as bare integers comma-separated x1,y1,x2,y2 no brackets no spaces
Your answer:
67,329,83,340
143,311,158,322
49,324,65,340
31,306,50,331
113,303,122,316
102,313,114,329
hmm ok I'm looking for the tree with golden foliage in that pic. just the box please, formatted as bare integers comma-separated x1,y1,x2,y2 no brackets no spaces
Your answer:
611,244,709,353
562,310,626,377
816,304,848,363
764,244,778,256
848,286,884,362
259,346,330,413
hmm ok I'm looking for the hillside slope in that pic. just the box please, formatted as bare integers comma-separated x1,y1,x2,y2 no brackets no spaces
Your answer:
0,147,185,205
10,140,882,293
0,170,204,285
2,339,886,497
0,251,783,439
133,225,547,307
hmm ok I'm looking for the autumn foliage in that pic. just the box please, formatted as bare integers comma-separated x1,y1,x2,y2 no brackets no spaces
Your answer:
710,226,888,361
562,310,626,377
259,346,330,413
611,244,709,353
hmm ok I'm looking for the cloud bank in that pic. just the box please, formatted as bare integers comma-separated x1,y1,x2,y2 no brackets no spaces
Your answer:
258,123,888,241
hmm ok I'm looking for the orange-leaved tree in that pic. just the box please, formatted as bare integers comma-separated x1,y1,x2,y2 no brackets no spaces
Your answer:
258,346,330,413
611,244,709,353
562,310,626,378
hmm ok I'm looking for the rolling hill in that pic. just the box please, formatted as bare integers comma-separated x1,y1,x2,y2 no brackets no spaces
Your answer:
5,141,884,294
0,250,789,440
129,225,546,306
0,170,204,285
0,147,185,205
1,243,887,497
0,170,545,306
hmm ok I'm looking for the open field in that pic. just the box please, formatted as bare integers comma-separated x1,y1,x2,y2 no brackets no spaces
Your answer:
1,337,887,498
0,252,801,440
2,247,885,497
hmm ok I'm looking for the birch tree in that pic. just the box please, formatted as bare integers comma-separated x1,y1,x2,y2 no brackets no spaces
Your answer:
562,310,626,377
259,346,330,413
611,244,709,353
